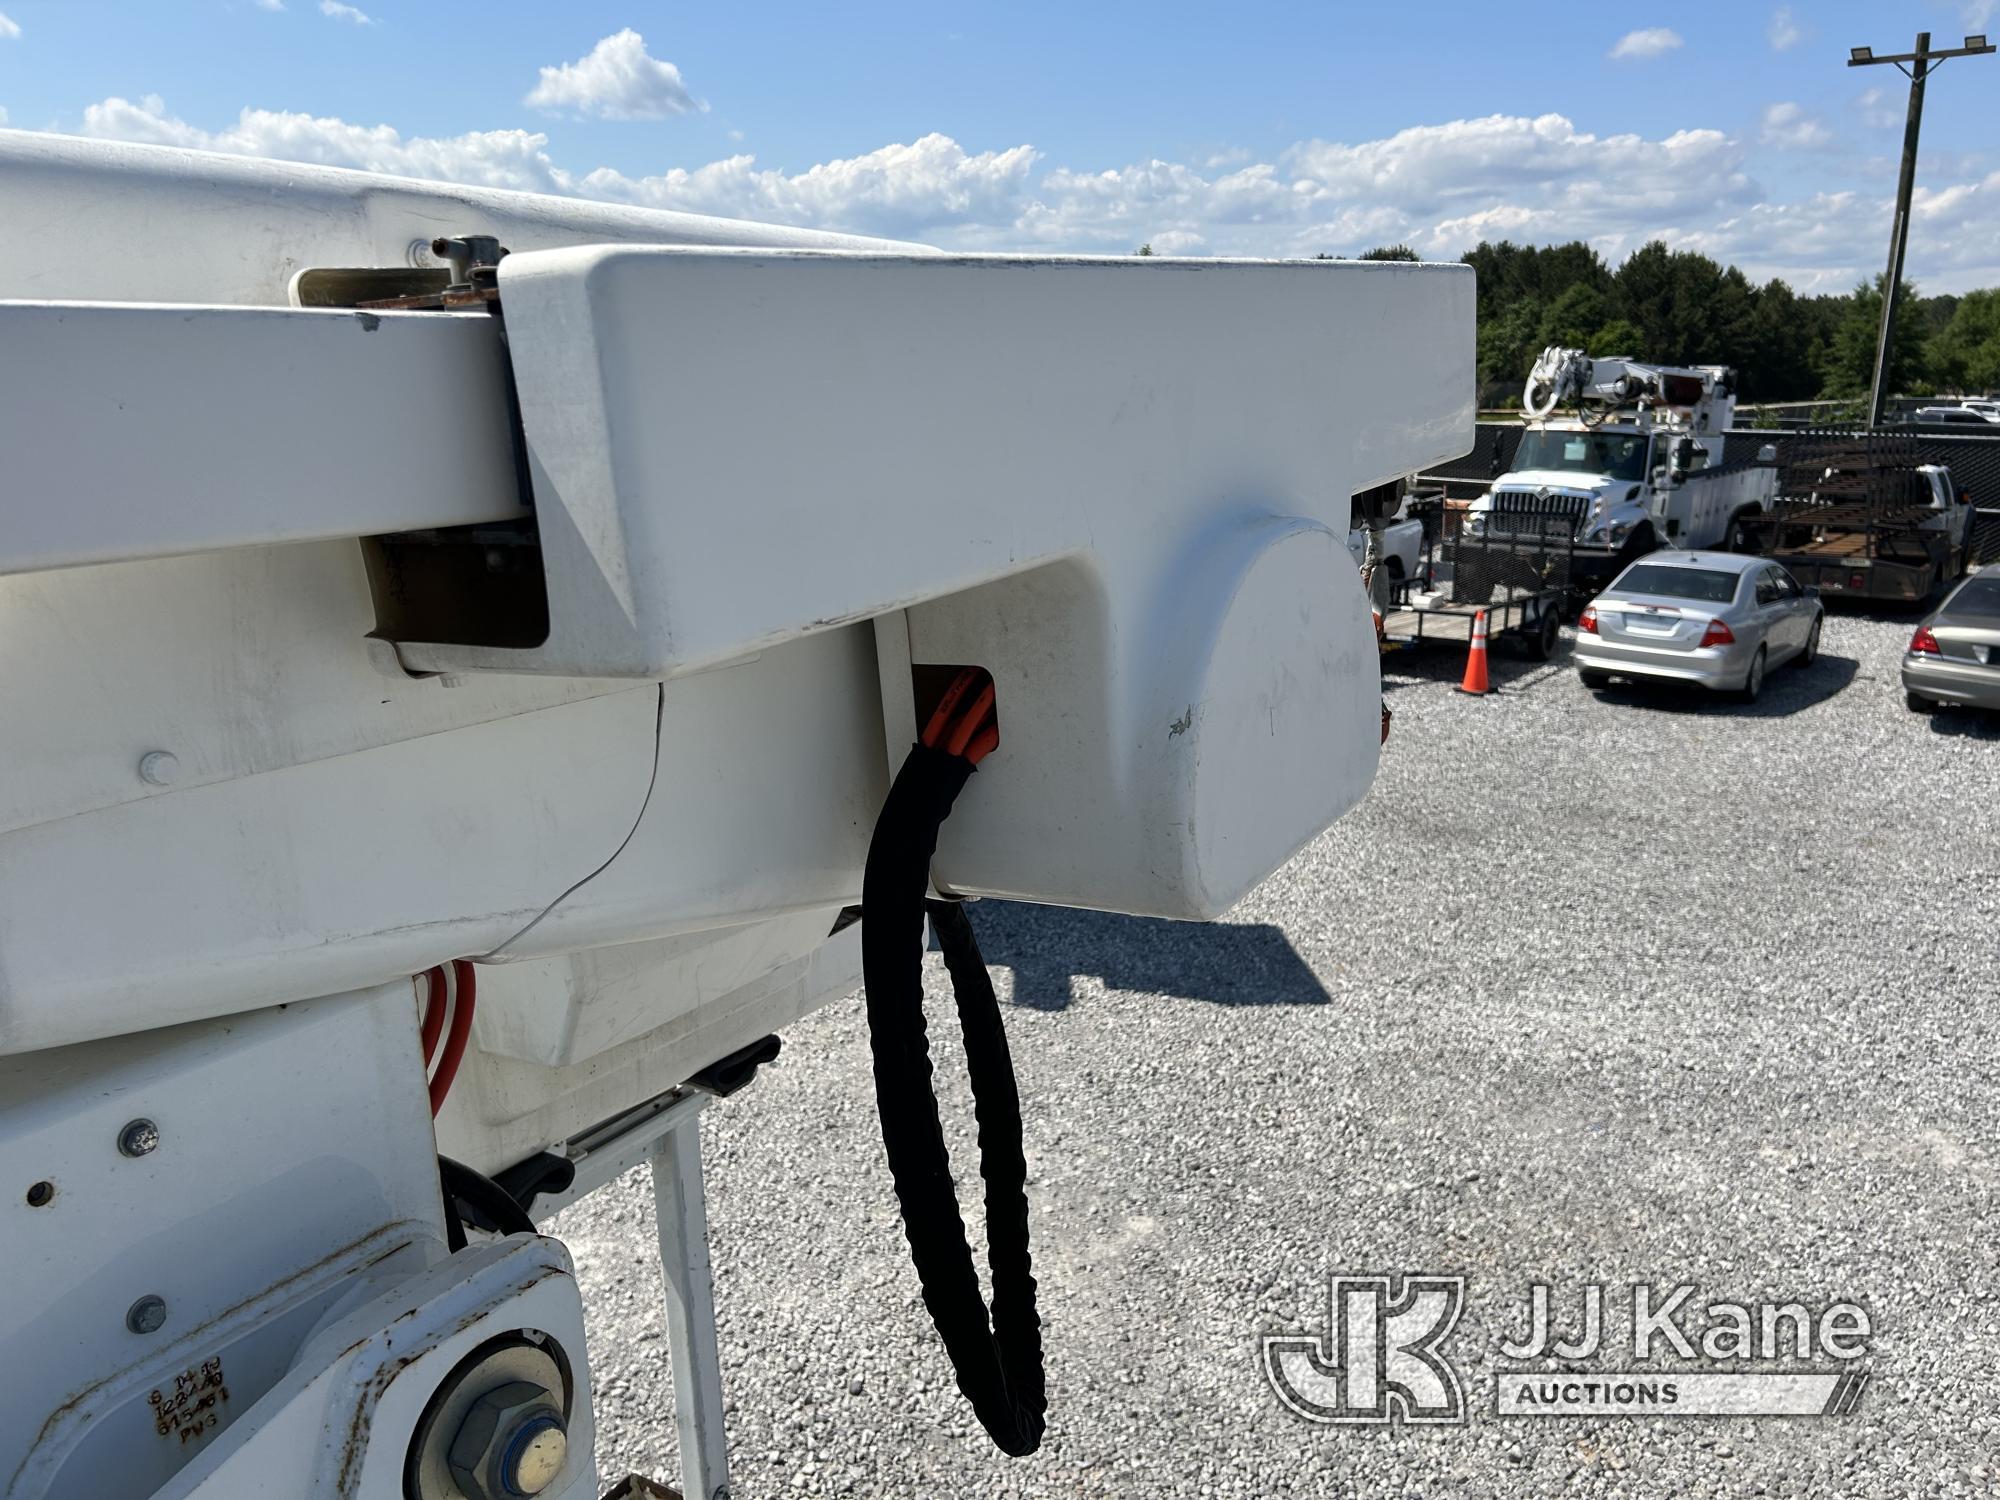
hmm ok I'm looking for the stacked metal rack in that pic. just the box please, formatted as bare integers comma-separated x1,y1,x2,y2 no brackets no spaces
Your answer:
1739,428,1968,601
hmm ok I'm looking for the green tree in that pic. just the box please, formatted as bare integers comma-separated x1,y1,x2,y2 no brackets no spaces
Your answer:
1135,243,1154,256
1927,288,2000,392
1477,297,1546,404
1535,283,1612,350
1818,277,1929,399
1611,242,1756,369
1587,319,1645,357
1741,279,1817,401
1358,244,1419,261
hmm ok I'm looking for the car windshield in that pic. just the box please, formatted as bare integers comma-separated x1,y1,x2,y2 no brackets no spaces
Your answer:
1614,563,1741,603
1514,430,1652,482
1945,577,2000,617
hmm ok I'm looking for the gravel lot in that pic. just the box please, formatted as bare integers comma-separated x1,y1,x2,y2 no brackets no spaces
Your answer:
555,610,2000,1500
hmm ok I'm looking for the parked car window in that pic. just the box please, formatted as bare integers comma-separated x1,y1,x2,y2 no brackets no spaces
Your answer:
1754,570,1781,605
1944,577,2000,617
1614,563,1742,602
1774,569,1803,598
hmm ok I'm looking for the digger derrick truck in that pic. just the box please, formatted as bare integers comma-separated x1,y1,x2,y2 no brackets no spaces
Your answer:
0,131,1472,1500
1466,346,1777,584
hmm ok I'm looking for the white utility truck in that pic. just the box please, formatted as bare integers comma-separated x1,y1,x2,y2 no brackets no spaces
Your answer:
1466,346,1777,581
0,131,1471,1500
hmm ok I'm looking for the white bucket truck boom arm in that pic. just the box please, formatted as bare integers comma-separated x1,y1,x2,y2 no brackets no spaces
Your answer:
0,129,1472,1500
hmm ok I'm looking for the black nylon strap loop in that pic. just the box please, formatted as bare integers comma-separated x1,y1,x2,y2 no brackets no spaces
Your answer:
860,742,1047,1457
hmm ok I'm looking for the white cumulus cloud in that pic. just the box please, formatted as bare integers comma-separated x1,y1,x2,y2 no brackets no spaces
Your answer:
526,30,701,119
79,95,571,193
1767,7,1803,50
0,11,20,39
62,96,2000,293
583,133,1038,240
1609,28,1683,60
320,1,371,23
1760,102,1833,150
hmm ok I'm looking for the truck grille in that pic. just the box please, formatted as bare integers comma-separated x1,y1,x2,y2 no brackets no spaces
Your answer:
1488,489,1588,537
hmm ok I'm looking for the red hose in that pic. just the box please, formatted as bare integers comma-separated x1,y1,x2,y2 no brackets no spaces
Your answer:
428,959,477,1116
417,966,447,1065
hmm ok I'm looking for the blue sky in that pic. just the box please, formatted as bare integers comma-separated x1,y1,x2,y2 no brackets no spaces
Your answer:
1,0,1996,291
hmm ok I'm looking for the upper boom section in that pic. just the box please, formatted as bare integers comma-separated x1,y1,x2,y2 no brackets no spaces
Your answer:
0,129,922,305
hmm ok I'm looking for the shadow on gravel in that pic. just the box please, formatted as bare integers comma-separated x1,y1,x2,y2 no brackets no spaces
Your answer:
1381,641,1565,692
1585,654,1860,717
1818,596,1938,621
1923,705,2000,739
966,900,1331,1011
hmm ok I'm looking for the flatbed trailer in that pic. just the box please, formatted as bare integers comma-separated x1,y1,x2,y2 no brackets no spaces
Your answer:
1758,501,1970,602
1382,501,1571,660
1744,431,1973,602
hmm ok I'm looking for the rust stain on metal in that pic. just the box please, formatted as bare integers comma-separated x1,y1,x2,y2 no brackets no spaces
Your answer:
332,1262,569,1498
355,286,500,313
13,1221,419,1493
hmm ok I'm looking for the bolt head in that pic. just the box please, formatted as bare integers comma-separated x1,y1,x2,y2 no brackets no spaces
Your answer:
126,1295,167,1334
448,1381,566,1499
118,1118,160,1157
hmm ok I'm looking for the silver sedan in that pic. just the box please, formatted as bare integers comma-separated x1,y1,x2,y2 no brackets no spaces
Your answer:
1902,564,2000,714
1575,551,1824,702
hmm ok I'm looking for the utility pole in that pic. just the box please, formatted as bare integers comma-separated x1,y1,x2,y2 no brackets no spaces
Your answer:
1848,30,1995,427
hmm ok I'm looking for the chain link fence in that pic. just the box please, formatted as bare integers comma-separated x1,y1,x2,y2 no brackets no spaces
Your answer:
1442,501,1577,606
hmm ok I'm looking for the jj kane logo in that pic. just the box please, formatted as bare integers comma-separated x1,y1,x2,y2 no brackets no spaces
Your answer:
1263,1275,1468,1425
1264,1276,1873,1425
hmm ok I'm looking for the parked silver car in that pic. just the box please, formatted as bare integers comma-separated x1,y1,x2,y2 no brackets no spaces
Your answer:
1575,551,1824,702
1902,564,2000,713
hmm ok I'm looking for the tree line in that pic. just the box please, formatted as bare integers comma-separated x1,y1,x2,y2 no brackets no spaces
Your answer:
1335,241,2000,409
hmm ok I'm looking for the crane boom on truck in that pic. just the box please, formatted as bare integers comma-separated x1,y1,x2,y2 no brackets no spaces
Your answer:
0,130,1472,1500
1465,345,1777,582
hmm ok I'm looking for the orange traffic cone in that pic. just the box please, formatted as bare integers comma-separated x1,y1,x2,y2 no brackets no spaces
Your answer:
1456,610,1491,696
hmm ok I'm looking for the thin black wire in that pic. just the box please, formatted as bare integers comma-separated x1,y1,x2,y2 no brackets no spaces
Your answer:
474,683,666,960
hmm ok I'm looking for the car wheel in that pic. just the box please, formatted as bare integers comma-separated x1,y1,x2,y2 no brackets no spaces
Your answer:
1735,646,1766,703
1727,515,1754,553
1905,689,1936,714
1579,668,1611,690
1798,614,1822,667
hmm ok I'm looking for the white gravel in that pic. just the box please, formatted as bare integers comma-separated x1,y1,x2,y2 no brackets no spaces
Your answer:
554,611,2000,1499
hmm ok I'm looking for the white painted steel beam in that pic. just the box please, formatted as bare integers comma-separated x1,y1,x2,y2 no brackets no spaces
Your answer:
0,300,527,577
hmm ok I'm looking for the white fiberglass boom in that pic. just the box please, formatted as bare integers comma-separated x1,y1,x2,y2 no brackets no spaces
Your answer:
0,130,1472,1500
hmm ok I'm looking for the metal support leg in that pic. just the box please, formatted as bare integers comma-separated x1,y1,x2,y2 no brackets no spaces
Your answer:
651,1108,731,1500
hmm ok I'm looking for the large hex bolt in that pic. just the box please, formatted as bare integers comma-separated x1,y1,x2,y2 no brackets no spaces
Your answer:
447,1381,568,1498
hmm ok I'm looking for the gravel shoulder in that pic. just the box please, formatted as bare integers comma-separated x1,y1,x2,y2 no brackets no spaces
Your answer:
556,611,2000,1500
